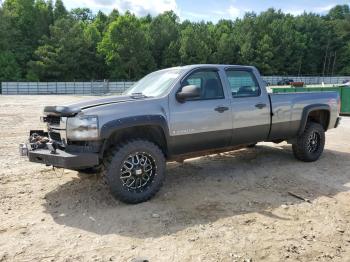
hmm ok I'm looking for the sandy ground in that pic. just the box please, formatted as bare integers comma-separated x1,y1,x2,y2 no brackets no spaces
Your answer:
0,95,350,262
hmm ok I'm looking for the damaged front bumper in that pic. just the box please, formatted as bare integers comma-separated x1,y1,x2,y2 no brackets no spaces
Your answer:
27,148,99,169
19,130,100,169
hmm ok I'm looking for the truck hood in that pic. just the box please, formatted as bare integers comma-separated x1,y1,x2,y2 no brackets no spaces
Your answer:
44,95,141,117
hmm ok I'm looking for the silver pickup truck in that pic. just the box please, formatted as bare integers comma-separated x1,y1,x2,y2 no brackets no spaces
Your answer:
21,65,341,203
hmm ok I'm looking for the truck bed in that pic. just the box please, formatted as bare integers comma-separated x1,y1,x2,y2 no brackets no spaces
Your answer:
268,91,339,140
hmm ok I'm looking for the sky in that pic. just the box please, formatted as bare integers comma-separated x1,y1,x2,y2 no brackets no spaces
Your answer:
62,0,350,22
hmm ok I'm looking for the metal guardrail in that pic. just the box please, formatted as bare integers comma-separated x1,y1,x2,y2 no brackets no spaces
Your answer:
1,76,350,95
0,81,135,95
262,76,350,85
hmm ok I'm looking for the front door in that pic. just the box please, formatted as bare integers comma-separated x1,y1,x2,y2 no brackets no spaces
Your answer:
169,69,232,155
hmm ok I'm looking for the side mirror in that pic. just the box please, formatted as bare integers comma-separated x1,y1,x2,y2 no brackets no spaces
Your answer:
176,85,200,102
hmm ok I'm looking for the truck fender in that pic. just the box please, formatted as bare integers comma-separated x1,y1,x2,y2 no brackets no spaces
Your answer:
298,104,330,135
100,115,170,140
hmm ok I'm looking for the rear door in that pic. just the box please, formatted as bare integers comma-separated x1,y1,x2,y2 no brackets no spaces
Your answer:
224,68,271,145
168,68,232,155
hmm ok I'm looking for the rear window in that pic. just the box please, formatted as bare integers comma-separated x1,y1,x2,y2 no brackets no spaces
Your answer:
226,70,261,98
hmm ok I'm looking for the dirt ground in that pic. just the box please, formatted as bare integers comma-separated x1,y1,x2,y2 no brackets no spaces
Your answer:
0,95,350,262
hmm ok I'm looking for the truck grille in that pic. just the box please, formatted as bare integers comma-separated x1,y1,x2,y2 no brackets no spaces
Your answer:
49,132,61,141
45,116,61,125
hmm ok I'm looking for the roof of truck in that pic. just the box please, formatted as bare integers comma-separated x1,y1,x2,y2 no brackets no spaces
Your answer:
170,64,257,71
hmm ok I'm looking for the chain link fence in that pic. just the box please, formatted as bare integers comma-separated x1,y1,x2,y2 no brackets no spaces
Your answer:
1,76,350,95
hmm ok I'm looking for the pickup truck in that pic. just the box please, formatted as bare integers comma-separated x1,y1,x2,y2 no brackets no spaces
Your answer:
21,65,341,204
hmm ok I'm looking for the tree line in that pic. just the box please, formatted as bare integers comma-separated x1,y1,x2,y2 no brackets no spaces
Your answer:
1,0,350,82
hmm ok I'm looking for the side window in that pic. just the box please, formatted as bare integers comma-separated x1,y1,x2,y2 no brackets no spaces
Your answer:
225,70,261,98
182,70,224,100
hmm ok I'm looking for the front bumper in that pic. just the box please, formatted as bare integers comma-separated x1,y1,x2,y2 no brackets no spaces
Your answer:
28,148,99,169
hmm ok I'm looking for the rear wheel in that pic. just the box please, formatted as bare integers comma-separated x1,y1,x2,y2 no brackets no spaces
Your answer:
102,140,166,204
292,122,325,162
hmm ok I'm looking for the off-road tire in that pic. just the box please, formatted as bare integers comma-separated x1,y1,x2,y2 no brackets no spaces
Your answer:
292,122,325,162
102,140,166,204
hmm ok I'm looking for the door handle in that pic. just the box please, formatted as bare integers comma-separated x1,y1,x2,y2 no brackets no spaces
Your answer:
255,103,267,109
215,106,229,113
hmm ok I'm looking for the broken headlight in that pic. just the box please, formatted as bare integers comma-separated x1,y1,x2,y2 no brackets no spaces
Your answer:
66,115,99,141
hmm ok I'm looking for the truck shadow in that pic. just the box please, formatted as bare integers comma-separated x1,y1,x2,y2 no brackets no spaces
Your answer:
43,144,350,238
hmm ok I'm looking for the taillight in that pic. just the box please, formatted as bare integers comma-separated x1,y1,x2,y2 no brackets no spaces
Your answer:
338,96,341,114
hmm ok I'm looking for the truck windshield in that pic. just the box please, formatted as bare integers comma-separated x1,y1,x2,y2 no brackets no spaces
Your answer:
124,68,183,97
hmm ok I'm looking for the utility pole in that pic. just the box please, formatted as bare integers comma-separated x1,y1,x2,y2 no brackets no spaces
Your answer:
322,39,330,76
327,52,333,76
298,58,302,77
331,51,337,76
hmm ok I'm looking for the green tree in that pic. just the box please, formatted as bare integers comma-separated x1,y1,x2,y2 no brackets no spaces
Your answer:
98,13,155,79
1,0,350,81
150,11,179,68
28,18,100,80
234,13,258,65
0,51,21,80
84,23,107,79
53,0,68,21
266,13,306,75
328,5,350,20
326,5,350,74
162,40,181,67
212,20,239,64
93,11,108,33
71,7,93,22
255,34,274,74
1,0,44,79
34,0,54,37
107,9,119,24
179,22,212,64
295,14,333,75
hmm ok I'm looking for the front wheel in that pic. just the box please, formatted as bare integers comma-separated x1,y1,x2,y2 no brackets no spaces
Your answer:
292,122,325,162
102,140,166,204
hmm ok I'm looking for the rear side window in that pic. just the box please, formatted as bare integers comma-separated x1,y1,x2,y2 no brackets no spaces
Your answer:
225,70,261,98
182,70,224,100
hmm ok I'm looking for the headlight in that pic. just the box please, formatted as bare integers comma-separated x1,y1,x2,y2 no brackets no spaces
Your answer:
67,115,99,141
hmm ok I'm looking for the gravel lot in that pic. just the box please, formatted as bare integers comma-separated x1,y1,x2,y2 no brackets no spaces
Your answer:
0,95,350,262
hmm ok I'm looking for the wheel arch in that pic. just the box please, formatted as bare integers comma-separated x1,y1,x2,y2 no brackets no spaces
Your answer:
298,104,330,135
100,115,169,157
